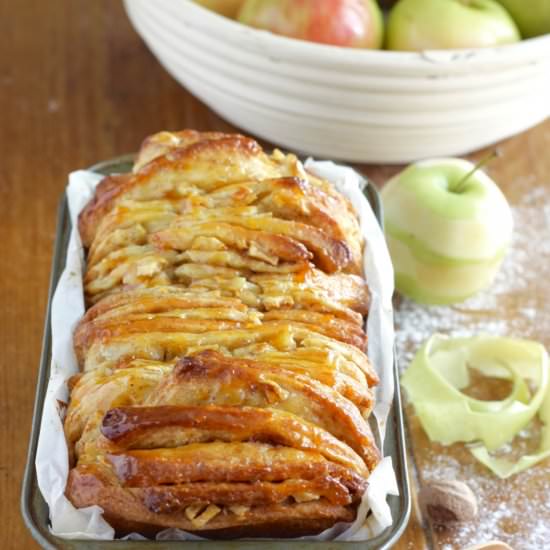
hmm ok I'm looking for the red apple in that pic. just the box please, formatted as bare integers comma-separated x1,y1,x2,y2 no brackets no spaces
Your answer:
238,0,384,49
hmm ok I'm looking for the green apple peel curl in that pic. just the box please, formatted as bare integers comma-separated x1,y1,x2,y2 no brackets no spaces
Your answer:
401,334,550,478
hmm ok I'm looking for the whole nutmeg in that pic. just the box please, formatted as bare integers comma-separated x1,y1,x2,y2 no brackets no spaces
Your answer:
419,480,478,525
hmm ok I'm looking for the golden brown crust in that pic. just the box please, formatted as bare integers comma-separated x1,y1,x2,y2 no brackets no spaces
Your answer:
152,208,351,274
80,132,362,281
140,479,353,510
65,354,377,470
67,465,356,538
74,291,366,363
98,405,368,475
65,358,372,451
261,309,366,349
67,129,381,538
81,265,369,326
134,132,362,270
134,130,232,172
80,324,379,387
79,135,279,248
103,443,366,491
162,352,378,468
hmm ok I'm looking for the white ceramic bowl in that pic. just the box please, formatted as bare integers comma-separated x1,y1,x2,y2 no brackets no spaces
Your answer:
123,0,550,163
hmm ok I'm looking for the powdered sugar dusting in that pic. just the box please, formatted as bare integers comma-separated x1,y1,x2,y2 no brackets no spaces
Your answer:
395,179,550,549
417,447,550,550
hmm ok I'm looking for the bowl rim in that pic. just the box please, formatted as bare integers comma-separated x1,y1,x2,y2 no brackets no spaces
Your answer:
182,0,550,68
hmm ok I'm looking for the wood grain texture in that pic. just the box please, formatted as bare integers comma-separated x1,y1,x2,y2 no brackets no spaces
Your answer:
1,0,548,548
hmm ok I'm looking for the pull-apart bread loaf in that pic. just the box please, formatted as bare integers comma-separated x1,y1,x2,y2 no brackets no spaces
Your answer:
66,130,381,538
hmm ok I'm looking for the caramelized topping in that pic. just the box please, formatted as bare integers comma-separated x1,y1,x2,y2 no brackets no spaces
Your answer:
66,129,379,537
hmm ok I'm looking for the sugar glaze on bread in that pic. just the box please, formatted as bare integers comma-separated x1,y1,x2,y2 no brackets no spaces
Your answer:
65,130,380,538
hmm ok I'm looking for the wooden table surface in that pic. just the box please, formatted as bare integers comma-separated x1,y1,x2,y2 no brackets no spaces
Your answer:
2,1,549,549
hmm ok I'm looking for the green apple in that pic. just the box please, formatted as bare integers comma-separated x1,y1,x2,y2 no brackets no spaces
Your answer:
387,0,521,51
238,0,384,49
381,158,513,305
495,0,550,38
194,0,245,18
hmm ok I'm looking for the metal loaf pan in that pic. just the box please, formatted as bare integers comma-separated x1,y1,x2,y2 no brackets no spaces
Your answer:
21,156,411,549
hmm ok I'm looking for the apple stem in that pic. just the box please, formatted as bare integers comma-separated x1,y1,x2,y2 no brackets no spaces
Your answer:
453,149,501,193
